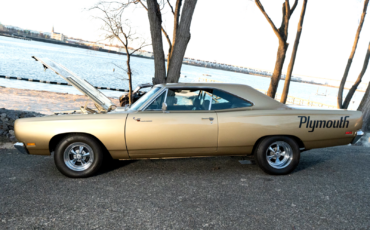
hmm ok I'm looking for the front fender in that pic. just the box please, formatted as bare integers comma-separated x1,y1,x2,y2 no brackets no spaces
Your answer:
14,113,128,158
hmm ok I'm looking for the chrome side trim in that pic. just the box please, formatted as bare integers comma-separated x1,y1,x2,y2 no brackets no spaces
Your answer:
352,130,364,144
14,142,29,155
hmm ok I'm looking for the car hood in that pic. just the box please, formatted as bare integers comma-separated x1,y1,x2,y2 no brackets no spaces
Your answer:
32,56,115,112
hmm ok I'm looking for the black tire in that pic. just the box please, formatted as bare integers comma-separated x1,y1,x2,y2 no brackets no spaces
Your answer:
54,134,104,178
254,136,300,175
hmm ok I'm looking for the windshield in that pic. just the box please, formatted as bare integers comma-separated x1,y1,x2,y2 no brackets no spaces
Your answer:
130,86,163,110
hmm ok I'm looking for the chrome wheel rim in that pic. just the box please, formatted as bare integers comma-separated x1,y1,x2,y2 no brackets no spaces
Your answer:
266,141,293,169
63,142,94,171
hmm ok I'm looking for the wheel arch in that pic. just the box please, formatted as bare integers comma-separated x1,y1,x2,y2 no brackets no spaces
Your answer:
251,135,305,155
49,132,110,156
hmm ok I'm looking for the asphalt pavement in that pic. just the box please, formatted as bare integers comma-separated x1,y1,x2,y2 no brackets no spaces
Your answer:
0,146,370,229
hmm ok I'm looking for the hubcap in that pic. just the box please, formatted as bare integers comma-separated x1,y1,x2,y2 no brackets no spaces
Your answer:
63,142,94,171
266,141,293,169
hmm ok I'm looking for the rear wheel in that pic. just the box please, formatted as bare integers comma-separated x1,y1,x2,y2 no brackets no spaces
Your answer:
254,136,300,175
54,135,104,178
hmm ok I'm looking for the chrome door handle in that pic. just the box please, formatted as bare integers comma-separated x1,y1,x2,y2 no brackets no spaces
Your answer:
133,117,140,121
202,117,214,121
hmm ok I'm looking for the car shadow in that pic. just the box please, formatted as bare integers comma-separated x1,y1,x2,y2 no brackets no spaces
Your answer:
97,159,136,175
95,148,339,176
293,158,324,173
293,151,332,173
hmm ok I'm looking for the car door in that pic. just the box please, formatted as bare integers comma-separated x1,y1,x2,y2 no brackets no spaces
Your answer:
211,89,254,155
126,88,218,158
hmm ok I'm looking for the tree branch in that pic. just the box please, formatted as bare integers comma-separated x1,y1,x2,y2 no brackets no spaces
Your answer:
172,0,182,44
338,0,370,108
130,43,151,55
289,0,298,17
343,42,370,109
137,0,172,48
167,0,175,14
255,0,283,42
283,0,290,39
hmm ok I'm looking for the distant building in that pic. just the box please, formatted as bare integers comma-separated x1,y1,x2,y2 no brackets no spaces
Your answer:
0,23,5,31
51,26,65,42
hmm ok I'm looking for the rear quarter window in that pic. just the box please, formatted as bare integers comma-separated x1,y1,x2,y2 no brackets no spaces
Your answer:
211,89,252,110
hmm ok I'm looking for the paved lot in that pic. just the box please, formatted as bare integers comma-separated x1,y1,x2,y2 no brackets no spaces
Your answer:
0,146,370,229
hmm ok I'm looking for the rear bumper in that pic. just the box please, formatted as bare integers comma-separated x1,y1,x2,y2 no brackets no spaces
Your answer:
14,142,29,155
352,130,364,144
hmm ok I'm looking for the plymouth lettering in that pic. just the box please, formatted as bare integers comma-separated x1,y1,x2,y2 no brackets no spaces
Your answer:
298,116,349,132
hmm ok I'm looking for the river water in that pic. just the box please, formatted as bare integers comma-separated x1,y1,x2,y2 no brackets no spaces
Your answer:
0,36,364,110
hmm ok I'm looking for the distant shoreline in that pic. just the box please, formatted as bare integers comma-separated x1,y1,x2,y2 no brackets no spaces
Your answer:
0,31,153,60
0,33,365,92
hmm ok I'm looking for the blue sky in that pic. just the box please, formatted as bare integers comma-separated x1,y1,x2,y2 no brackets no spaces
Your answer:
1,0,370,84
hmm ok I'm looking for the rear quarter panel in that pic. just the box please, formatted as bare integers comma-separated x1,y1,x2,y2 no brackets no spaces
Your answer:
216,108,362,154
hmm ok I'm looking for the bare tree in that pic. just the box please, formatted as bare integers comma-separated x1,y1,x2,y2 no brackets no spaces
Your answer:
146,0,167,84
146,0,197,84
255,0,298,99
135,0,175,71
342,42,370,109
280,0,308,104
94,0,197,85
337,0,369,109
91,2,148,105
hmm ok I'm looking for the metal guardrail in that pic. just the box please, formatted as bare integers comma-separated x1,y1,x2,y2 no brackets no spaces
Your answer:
195,77,337,109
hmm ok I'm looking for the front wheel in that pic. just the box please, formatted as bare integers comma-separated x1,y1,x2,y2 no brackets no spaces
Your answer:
54,135,104,178
254,136,300,175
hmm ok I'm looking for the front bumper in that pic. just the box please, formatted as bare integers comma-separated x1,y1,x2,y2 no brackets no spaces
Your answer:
351,130,364,144
14,142,29,155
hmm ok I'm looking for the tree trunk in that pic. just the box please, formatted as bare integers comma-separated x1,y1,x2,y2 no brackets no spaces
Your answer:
267,40,288,98
167,0,182,72
125,46,133,105
136,0,173,73
338,0,369,109
166,0,197,83
147,0,167,84
255,0,297,99
127,70,133,105
343,42,370,109
280,0,307,104
359,81,370,110
359,85,370,132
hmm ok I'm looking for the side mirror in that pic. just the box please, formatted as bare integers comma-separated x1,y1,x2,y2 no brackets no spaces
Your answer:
162,102,167,112
124,104,130,111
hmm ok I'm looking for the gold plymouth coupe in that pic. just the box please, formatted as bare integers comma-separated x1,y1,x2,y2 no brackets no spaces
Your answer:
14,57,364,177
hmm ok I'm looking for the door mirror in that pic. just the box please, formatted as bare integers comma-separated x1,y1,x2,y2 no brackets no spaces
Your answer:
162,102,167,112
124,104,130,111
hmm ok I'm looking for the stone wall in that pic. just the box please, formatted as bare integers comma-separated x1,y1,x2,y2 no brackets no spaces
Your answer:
0,108,44,142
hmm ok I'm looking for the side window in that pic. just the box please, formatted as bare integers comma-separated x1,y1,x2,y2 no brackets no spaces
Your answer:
145,90,166,110
211,89,252,110
166,88,213,111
